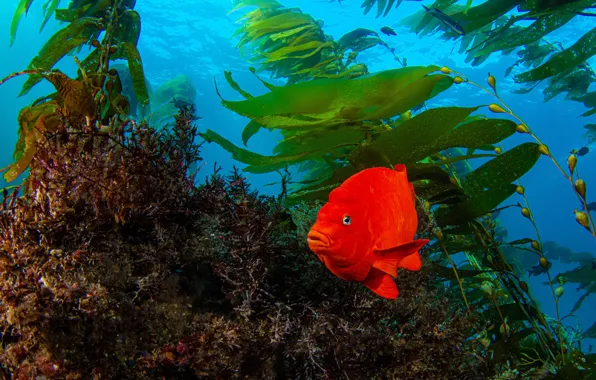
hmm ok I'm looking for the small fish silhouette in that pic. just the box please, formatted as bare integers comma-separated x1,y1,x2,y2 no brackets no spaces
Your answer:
170,97,194,109
570,146,590,156
380,26,397,36
581,201,596,213
422,5,465,35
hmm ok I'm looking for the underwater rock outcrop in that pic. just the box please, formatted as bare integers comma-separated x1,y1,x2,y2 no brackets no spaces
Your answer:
0,105,489,378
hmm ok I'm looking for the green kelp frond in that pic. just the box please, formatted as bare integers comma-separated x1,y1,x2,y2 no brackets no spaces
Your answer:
289,107,527,208
581,92,596,118
584,321,596,339
206,66,539,216
229,0,364,83
10,0,36,47
39,0,62,32
215,65,452,138
542,260,596,316
336,27,404,66
4,0,149,184
112,42,150,106
18,17,99,97
199,129,354,174
400,0,596,119
17,1,149,113
513,26,596,83
584,124,596,144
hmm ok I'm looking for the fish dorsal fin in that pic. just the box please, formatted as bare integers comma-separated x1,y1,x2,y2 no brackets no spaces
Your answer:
373,239,430,276
363,267,399,299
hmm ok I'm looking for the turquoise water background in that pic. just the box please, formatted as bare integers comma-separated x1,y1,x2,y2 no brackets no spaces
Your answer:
0,0,594,353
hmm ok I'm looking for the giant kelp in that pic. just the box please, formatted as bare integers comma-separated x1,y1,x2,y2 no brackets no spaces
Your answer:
1,0,149,183
336,27,406,68
204,33,595,374
230,0,411,84
0,1,508,378
147,74,197,127
399,0,596,119
359,0,411,17
14,0,148,104
211,64,452,152
230,0,381,83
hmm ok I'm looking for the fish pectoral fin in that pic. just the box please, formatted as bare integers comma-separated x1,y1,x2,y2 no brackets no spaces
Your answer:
363,267,398,299
374,239,430,272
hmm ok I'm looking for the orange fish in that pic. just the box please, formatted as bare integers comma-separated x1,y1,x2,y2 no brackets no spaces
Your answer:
307,164,429,299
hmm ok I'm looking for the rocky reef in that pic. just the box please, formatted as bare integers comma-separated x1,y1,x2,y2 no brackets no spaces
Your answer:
0,106,488,379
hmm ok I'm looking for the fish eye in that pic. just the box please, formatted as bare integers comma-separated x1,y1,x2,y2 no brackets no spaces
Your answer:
342,215,352,226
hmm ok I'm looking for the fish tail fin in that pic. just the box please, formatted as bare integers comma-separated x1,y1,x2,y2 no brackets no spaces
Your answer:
363,268,399,299
374,239,429,276
397,239,428,271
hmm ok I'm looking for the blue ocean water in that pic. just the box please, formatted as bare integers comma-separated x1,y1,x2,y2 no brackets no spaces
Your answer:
0,0,594,356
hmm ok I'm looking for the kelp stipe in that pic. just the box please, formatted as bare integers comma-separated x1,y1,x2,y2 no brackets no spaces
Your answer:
448,68,595,238
426,67,596,371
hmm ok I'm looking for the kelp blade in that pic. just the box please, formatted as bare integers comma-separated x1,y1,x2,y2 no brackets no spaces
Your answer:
217,66,452,129
349,107,518,168
19,17,98,96
200,129,352,174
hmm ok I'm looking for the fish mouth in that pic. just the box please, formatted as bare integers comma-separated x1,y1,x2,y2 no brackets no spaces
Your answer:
307,230,331,249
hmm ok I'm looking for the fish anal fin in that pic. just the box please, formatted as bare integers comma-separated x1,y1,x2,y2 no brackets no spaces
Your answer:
363,268,399,299
375,239,430,272
372,260,398,277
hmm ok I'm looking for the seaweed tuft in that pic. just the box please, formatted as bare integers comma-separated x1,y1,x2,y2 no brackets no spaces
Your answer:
0,104,204,378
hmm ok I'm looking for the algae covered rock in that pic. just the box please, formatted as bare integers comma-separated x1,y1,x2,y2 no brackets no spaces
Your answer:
149,74,197,126
0,104,489,379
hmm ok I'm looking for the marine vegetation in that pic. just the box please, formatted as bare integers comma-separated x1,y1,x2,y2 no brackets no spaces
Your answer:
229,0,351,83
1,0,595,379
398,0,596,119
1,0,149,183
0,0,525,378
585,123,596,144
0,115,490,377
229,0,406,83
357,0,596,140
197,1,596,377
203,62,596,375
0,36,493,380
